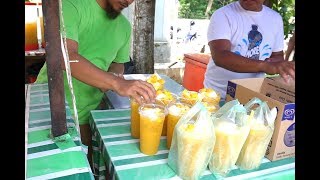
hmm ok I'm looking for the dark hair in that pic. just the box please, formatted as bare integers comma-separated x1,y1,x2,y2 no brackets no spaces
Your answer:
190,21,195,26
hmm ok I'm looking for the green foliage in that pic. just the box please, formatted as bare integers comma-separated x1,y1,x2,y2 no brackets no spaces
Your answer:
178,0,295,39
178,0,209,19
270,0,295,39
178,0,236,19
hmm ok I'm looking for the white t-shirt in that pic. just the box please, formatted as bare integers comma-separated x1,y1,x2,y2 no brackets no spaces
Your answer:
204,1,284,101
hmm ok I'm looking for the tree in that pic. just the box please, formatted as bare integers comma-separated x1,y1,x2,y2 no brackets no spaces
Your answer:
205,0,214,18
269,0,295,39
132,0,156,74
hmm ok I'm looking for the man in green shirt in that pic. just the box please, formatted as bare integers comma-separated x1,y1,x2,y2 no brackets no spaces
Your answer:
36,0,155,167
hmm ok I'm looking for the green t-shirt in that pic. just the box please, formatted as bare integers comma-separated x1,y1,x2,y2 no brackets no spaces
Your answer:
36,0,131,125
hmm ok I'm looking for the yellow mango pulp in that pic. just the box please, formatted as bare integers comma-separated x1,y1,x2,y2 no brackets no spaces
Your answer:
181,89,199,105
199,88,221,104
236,123,273,170
139,108,166,155
176,122,213,179
147,74,165,91
209,121,250,176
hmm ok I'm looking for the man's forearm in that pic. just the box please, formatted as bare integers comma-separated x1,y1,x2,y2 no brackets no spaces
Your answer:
65,53,119,91
108,62,125,74
213,50,266,73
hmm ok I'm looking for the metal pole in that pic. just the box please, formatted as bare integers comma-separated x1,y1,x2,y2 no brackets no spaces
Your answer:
42,0,67,137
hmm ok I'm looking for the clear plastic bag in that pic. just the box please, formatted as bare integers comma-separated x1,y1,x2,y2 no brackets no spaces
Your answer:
236,97,277,170
208,99,253,177
168,102,216,180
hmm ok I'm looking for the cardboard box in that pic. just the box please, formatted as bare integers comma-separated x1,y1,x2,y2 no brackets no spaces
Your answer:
226,77,295,161
260,76,295,104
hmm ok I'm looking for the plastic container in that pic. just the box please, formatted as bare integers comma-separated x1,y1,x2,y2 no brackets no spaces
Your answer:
182,53,211,91
139,103,168,155
25,2,39,51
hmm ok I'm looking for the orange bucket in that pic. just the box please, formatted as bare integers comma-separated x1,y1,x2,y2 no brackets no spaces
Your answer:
182,53,211,91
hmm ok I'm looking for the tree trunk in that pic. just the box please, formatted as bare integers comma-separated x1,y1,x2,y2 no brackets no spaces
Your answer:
132,0,156,74
205,0,214,18
42,0,67,137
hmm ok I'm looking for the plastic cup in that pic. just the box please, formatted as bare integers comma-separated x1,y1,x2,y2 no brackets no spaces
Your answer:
180,90,199,106
139,103,168,155
155,92,178,136
166,100,191,149
130,99,140,138
202,102,220,115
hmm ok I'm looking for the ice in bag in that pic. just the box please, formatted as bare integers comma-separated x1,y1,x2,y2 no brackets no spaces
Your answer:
236,97,277,170
208,100,253,177
168,102,216,180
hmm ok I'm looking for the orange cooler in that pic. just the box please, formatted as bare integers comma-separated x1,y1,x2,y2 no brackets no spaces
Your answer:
182,53,210,91
130,99,140,138
139,104,167,155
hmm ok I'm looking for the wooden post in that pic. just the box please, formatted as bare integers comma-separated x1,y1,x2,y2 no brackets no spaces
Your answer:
42,0,67,137
132,0,156,74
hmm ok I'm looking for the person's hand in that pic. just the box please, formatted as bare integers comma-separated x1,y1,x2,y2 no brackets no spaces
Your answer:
264,60,295,83
113,78,156,105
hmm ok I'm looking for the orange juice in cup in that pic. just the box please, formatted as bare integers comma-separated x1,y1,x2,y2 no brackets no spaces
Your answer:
139,103,168,155
130,99,140,138
166,101,191,149
199,88,221,105
155,89,177,136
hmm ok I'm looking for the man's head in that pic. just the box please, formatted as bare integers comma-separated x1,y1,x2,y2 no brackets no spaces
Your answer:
239,0,265,12
105,0,134,19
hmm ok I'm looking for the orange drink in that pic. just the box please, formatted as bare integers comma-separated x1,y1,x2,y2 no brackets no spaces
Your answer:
155,89,177,136
139,104,168,155
25,2,39,51
166,102,190,149
130,99,140,138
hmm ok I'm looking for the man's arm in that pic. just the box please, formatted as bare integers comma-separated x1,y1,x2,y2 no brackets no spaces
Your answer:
108,63,125,74
284,32,295,61
63,39,155,104
209,39,295,81
209,40,267,72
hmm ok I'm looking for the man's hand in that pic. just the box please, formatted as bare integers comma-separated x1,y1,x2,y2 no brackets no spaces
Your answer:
263,60,295,83
113,78,156,105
